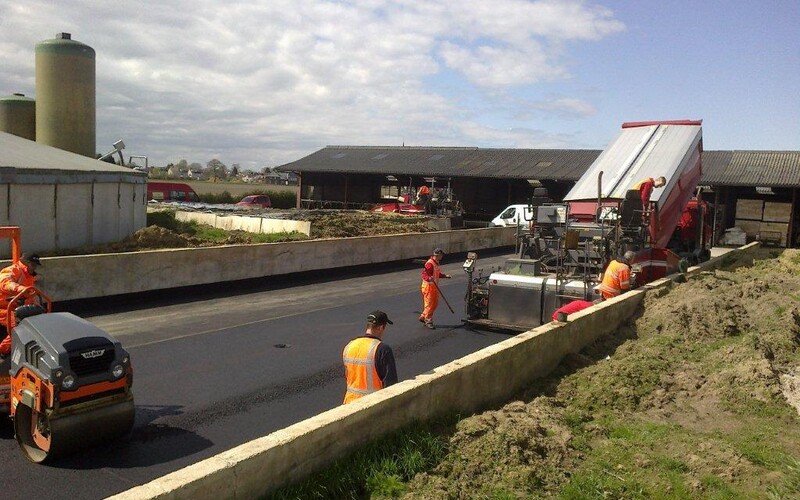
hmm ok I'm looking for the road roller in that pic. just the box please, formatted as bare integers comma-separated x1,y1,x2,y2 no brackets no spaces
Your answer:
0,227,134,462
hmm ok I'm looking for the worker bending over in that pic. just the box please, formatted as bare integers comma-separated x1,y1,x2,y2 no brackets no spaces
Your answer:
598,251,635,300
632,176,666,210
419,248,451,329
342,310,397,404
0,253,41,356
551,299,597,322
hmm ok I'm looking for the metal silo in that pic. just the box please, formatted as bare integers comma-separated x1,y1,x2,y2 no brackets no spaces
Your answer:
35,32,96,157
0,93,36,140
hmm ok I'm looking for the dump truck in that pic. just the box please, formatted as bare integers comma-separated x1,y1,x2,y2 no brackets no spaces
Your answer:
0,227,134,462
464,120,709,331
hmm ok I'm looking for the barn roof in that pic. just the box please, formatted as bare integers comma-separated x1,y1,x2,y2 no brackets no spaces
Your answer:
0,131,144,183
278,146,800,188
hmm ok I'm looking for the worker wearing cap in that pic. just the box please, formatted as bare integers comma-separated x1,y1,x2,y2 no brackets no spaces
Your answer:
0,253,41,355
597,251,634,300
632,176,667,210
342,310,398,404
419,248,451,329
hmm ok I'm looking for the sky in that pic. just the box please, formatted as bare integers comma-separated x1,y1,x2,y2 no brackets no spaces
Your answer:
1,0,798,171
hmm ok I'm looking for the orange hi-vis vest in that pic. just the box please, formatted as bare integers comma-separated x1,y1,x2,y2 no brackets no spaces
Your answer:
342,337,383,404
598,259,631,298
421,257,441,284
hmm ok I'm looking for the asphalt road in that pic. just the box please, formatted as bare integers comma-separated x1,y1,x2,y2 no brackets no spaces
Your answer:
0,251,514,499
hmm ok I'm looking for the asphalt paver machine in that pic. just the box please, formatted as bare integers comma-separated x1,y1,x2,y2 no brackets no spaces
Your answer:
465,120,708,332
0,227,134,462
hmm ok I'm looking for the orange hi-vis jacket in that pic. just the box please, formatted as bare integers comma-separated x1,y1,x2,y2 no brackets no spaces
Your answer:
342,337,384,404
0,261,38,355
598,259,631,299
0,261,37,328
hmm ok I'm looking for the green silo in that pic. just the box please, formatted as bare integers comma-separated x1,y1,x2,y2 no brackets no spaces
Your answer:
35,32,95,157
0,93,36,140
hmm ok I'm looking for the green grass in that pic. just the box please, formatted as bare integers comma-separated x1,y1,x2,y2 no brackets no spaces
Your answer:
267,419,454,499
197,189,296,208
147,210,197,234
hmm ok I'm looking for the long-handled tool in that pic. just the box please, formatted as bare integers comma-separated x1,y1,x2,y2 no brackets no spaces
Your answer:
432,280,455,314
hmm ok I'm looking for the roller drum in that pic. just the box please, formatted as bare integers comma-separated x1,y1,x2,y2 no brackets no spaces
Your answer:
15,394,134,463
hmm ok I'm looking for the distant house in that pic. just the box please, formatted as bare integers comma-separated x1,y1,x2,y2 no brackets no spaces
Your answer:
166,165,188,178
187,168,206,180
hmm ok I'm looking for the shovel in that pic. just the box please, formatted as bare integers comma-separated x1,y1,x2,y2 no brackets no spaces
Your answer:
431,280,455,314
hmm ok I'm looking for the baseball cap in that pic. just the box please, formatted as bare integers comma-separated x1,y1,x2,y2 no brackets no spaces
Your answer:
22,253,42,266
367,310,393,326
433,248,445,255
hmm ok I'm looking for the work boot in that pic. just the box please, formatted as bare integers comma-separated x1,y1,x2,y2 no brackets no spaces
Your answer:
425,320,435,329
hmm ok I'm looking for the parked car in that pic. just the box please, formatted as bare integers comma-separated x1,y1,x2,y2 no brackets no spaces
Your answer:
236,194,272,208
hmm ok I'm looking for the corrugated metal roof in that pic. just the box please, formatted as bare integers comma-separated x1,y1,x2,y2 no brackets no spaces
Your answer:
278,146,602,180
702,150,800,187
0,131,144,181
277,146,800,187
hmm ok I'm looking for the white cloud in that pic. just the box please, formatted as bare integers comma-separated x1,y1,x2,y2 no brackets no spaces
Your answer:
0,0,624,168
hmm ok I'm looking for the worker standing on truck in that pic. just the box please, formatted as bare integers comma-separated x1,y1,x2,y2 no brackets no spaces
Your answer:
632,176,666,210
597,251,635,300
0,253,41,356
419,248,451,329
342,310,397,404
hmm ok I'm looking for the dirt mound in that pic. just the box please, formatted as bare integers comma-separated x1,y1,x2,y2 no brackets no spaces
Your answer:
406,399,577,498
404,248,800,498
300,210,435,238
121,226,200,249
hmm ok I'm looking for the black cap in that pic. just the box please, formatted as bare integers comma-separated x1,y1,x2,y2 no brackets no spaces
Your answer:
367,310,393,326
21,253,42,266
434,248,445,255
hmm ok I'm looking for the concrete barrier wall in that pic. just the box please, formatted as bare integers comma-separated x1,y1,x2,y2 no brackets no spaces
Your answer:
174,210,448,236
174,211,313,236
107,243,762,500
25,227,514,302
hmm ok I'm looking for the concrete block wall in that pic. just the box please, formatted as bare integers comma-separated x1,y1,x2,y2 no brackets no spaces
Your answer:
0,182,147,255
107,243,761,500
25,227,515,301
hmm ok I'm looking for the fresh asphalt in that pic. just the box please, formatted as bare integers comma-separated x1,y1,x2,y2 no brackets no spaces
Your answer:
0,250,515,499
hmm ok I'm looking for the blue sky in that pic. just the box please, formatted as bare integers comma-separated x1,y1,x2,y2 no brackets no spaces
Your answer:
1,0,797,170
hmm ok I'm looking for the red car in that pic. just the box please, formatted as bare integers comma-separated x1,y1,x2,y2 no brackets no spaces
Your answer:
236,195,272,208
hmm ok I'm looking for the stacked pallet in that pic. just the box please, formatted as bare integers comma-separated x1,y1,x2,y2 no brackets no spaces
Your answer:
734,199,791,246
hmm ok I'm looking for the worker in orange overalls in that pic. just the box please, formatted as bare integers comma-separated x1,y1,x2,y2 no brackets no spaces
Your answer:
0,253,41,356
597,251,634,300
416,185,432,214
342,310,397,404
418,248,451,329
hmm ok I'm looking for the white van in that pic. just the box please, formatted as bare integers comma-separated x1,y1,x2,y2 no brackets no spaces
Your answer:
489,204,535,227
